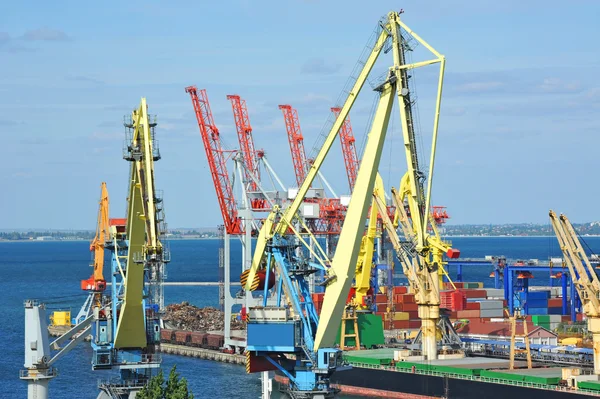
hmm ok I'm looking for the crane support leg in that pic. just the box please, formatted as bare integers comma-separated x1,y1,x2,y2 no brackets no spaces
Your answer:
419,305,439,360
590,319,600,375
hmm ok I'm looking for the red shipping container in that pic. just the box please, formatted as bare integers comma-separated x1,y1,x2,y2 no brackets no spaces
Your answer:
376,303,388,312
402,303,419,312
548,298,562,307
466,302,480,311
398,294,415,304
393,286,408,294
375,294,388,304
407,311,419,319
456,310,480,319
561,315,571,322
459,289,487,299
392,320,410,329
408,320,421,329
577,313,585,322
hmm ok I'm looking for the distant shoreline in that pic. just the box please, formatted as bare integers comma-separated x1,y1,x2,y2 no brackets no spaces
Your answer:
2,235,600,243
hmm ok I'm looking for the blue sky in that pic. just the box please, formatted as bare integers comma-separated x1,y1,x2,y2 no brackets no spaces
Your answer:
1,1,599,229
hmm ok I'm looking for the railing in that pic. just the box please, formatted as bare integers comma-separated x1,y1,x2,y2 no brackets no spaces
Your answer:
114,352,161,365
347,361,600,396
19,367,58,378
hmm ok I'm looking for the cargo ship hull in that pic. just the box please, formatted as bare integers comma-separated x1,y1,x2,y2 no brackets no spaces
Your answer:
329,367,599,399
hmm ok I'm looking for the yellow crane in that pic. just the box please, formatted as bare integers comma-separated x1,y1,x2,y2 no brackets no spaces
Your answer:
549,210,600,374
243,13,453,396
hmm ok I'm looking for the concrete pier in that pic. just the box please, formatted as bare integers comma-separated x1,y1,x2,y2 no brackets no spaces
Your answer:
160,343,245,365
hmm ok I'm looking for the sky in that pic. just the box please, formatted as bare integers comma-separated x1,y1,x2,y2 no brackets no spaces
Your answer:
1,1,599,230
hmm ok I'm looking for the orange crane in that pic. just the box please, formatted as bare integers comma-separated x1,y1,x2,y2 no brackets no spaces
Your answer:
331,107,359,192
81,182,109,294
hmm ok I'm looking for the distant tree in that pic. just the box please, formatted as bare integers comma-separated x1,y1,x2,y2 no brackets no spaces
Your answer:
136,366,194,399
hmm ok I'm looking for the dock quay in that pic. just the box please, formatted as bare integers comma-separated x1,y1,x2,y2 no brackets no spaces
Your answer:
160,343,245,365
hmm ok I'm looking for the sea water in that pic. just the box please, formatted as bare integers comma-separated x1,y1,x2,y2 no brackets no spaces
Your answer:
2,237,599,398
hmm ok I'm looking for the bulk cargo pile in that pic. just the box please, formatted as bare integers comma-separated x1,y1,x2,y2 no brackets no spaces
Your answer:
163,302,246,331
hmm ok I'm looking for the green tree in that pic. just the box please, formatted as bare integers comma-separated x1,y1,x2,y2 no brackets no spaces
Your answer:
136,366,194,399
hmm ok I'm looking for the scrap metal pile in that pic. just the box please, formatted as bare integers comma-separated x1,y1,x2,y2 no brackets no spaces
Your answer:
163,302,246,331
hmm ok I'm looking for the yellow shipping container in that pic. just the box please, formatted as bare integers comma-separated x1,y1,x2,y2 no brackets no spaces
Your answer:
393,312,410,321
560,337,582,346
50,311,72,327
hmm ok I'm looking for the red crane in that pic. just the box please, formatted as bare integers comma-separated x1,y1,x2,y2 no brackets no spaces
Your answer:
279,104,308,187
185,86,243,235
279,104,345,236
331,107,359,192
227,95,262,192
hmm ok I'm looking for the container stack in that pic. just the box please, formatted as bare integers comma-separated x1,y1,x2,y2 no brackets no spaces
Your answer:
531,315,563,330
522,290,549,315
374,287,421,329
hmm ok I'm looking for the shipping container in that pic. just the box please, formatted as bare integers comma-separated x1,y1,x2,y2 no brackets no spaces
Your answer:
548,307,563,315
527,308,548,315
479,300,503,310
548,298,562,307
480,309,504,318
456,310,480,319
393,286,408,294
460,289,487,299
526,298,548,308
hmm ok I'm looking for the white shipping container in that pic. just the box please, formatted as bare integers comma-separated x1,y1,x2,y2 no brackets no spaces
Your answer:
485,288,504,298
480,309,504,318
479,300,504,310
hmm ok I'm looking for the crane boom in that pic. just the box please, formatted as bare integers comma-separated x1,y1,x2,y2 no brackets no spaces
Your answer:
186,87,242,235
279,104,308,187
81,182,109,293
227,94,260,192
550,210,600,374
331,107,360,192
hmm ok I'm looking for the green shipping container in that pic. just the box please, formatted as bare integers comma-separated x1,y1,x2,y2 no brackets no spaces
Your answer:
532,315,551,325
336,313,384,349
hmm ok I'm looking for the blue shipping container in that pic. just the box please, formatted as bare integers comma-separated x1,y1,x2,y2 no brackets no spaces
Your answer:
527,299,549,308
527,307,548,315
523,291,550,299
548,307,563,315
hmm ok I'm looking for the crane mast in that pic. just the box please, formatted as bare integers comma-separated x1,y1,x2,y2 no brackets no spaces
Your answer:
227,94,261,193
549,211,600,374
331,107,359,192
186,86,243,235
279,104,308,187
